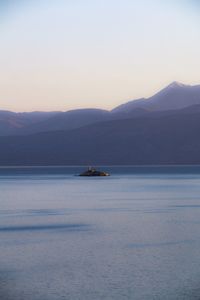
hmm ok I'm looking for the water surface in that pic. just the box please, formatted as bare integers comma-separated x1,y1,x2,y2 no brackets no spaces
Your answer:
1,166,200,299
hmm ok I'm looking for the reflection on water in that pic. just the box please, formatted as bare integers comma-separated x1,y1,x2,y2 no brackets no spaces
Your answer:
1,166,200,299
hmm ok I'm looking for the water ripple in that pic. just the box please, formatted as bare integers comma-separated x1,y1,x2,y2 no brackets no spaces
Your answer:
0,223,90,233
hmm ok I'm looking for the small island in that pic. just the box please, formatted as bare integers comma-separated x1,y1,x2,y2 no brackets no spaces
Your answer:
79,167,110,177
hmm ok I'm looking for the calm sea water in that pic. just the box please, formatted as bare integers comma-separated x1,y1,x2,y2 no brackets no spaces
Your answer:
1,166,200,300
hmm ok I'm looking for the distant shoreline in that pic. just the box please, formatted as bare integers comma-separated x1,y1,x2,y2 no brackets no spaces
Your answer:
1,164,200,168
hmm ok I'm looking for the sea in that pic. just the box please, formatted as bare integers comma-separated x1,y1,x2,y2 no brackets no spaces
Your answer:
1,166,200,300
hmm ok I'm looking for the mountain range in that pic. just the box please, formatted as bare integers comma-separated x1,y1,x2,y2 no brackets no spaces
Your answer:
1,81,200,165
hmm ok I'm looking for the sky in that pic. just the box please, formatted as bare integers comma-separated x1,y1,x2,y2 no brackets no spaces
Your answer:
0,0,200,112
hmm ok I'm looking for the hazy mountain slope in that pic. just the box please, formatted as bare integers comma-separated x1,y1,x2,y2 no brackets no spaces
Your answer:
112,82,200,113
20,109,110,135
0,107,150,136
0,111,59,135
1,108,200,165
147,82,200,111
111,98,147,113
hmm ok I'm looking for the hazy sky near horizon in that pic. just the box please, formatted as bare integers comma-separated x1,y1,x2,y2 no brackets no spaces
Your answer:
0,0,200,112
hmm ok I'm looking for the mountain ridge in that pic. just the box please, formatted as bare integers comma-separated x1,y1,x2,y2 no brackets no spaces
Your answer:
0,81,200,136
0,106,200,165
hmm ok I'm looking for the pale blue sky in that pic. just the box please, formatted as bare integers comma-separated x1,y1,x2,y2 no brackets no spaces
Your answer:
0,0,199,111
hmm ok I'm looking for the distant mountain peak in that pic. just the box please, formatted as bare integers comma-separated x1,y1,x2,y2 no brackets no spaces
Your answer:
153,81,190,98
166,81,188,89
